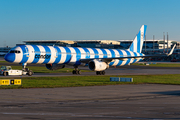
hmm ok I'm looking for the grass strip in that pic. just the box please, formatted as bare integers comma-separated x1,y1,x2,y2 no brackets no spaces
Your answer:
0,74,180,89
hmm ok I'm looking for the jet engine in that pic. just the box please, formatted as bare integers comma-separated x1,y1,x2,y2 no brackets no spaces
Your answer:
88,60,109,71
45,64,65,70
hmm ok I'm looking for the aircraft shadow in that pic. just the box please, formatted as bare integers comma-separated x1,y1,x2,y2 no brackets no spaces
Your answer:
149,90,180,96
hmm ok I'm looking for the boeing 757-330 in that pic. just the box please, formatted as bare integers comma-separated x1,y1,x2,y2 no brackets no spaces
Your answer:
4,25,175,76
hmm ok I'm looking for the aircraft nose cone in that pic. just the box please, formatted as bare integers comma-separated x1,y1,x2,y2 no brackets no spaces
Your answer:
4,53,15,62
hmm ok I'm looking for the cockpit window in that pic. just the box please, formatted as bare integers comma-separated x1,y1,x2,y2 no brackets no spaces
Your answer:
10,50,20,53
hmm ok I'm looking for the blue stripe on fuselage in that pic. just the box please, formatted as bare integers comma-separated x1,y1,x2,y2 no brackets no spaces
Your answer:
73,47,81,65
54,46,61,64
42,46,51,64
132,52,138,63
91,48,99,58
82,48,90,59
64,47,71,64
124,51,131,65
101,49,107,58
20,45,29,63
116,49,123,66
32,45,40,64
109,49,115,66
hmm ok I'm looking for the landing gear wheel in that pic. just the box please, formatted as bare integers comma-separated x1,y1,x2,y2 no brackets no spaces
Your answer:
102,71,105,75
78,70,81,74
22,63,33,76
72,66,81,75
72,70,81,74
28,70,33,76
96,71,105,75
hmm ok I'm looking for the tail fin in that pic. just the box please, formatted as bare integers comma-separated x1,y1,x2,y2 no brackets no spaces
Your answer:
128,25,147,53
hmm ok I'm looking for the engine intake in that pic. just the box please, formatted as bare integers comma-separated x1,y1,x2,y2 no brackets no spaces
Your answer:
88,60,109,71
46,64,65,70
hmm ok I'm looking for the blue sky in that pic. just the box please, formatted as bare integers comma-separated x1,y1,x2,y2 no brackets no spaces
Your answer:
0,0,180,47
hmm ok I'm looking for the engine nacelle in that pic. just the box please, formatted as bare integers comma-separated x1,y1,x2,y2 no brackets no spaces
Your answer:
45,64,65,70
88,60,109,71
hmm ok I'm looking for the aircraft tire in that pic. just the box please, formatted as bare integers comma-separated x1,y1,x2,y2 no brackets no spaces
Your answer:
28,70,33,76
72,70,79,74
75,70,78,74
100,71,102,75
102,71,105,75
96,71,105,75
78,70,81,74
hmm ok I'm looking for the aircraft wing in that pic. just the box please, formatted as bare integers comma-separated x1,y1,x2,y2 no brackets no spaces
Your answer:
79,44,176,63
80,55,145,63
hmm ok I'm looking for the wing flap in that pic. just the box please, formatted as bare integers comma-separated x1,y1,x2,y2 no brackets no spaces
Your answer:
79,55,144,63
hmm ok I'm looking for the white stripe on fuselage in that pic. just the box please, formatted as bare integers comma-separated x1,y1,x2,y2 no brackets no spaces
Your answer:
86,48,95,59
120,50,127,66
37,46,45,64
48,46,56,64
104,49,111,58
78,47,86,59
129,51,135,64
14,46,23,63
96,48,103,58
26,45,35,63
111,49,120,66
68,47,76,65
59,47,66,64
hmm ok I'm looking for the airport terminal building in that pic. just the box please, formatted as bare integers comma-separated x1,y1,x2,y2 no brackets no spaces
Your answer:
24,40,121,49
23,39,179,50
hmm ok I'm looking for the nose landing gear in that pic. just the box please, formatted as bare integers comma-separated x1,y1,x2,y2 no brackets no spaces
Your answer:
22,63,34,76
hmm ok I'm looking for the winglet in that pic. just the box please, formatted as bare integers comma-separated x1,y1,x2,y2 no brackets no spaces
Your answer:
167,44,176,56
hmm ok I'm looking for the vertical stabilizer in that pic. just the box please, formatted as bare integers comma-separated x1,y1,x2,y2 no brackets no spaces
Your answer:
129,25,147,53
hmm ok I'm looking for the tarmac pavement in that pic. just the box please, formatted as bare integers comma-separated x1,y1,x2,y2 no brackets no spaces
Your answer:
0,84,180,119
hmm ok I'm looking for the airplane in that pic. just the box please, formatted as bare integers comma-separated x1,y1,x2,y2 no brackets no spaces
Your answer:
4,25,175,76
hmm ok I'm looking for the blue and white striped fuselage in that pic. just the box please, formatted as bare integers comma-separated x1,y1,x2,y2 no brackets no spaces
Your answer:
5,45,143,66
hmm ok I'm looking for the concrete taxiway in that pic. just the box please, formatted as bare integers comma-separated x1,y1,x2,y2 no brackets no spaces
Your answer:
31,66,180,77
1,84,180,119
0,59,180,119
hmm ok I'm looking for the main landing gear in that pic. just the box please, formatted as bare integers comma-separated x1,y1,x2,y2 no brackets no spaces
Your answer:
22,63,33,76
96,71,105,75
72,66,81,75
